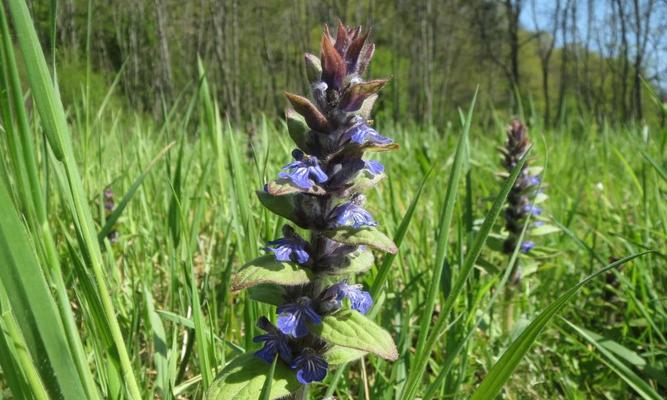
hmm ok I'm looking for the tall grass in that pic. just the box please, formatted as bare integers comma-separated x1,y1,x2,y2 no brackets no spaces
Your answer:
0,2,665,399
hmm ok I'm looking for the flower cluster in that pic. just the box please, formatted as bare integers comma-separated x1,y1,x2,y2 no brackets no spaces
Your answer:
500,120,544,255
103,187,119,243
231,22,399,390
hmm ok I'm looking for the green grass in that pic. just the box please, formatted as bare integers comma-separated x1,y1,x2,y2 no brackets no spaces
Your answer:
0,2,666,399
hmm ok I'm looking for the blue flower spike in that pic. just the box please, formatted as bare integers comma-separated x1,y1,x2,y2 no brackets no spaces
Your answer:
233,22,399,391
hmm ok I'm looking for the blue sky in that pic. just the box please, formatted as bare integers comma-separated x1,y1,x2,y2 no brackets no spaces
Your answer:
520,0,667,91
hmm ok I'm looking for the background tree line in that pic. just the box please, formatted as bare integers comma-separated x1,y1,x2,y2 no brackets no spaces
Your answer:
26,0,667,127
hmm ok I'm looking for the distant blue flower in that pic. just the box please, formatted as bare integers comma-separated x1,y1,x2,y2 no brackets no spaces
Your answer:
522,204,542,216
329,281,373,314
533,220,545,228
365,160,384,175
253,317,293,364
520,241,535,253
266,235,309,264
345,123,392,146
278,149,328,189
277,297,321,338
291,349,328,384
525,175,540,186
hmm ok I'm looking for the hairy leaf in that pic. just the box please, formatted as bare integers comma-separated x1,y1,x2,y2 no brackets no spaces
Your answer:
325,227,398,254
207,354,299,400
232,255,313,291
324,346,367,365
313,310,398,361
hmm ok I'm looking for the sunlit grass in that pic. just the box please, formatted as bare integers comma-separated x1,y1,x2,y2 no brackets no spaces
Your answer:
0,2,665,399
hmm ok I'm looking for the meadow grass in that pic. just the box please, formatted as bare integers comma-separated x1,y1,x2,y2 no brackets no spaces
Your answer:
0,2,666,399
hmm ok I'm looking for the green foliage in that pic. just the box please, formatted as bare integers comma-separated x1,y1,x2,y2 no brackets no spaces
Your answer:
0,2,665,399
206,354,299,400
312,310,399,361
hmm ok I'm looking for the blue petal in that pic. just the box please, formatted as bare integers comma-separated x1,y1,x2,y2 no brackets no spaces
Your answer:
350,290,373,314
293,354,328,384
255,345,277,363
289,168,313,189
294,248,310,264
309,165,329,183
268,246,293,262
520,241,535,253
302,304,322,325
365,160,384,175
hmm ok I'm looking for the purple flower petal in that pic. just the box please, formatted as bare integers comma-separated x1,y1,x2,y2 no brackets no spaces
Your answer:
345,123,392,146
365,160,384,175
265,234,310,265
331,202,377,229
520,241,535,253
291,350,328,384
278,151,328,190
253,317,292,363
276,298,321,338
327,281,373,314
522,204,542,216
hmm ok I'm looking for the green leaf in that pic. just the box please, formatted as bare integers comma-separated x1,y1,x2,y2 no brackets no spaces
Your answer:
325,249,375,275
346,170,386,194
469,252,650,400
324,346,368,365
324,227,398,254
304,53,321,83
98,142,174,243
265,179,325,196
248,284,287,306
0,179,87,399
285,109,310,151
207,354,299,400
563,319,662,400
259,356,278,400
256,190,305,228
531,224,560,236
312,310,398,361
358,93,378,119
232,255,313,291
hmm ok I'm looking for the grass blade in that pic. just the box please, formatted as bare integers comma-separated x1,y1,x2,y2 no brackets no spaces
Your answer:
469,252,651,400
401,142,530,400
0,178,88,398
562,319,662,400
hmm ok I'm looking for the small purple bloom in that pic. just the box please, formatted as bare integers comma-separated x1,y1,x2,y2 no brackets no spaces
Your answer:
265,233,309,265
278,149,328,190
365,160,384,175
533,220,545,228
253,317,293,364
520,241,536,253
522,204,542,216
328,281,373,314
331,197,377,229
345,123,393,146
525,175,541,187
277,297,321,338
291,349,328,384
